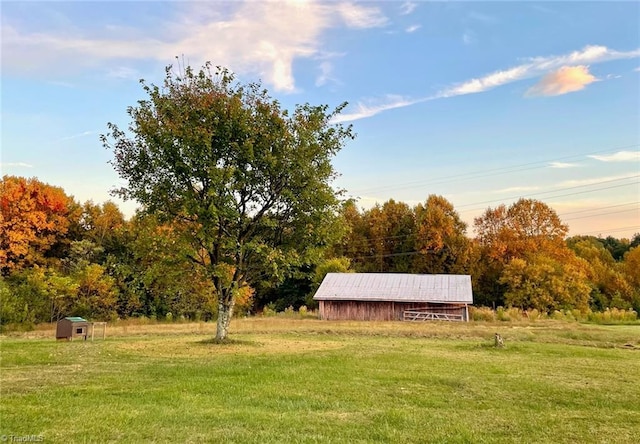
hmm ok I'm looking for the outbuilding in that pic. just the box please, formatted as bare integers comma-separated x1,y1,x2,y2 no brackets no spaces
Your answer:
56,317,90,341
313,273,473,322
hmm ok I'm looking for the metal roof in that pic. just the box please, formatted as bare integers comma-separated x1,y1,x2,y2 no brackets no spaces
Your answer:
313,273,473,304
63,317,88,322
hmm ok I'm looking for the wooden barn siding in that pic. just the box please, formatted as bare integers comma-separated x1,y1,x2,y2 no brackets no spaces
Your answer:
318,301,467,321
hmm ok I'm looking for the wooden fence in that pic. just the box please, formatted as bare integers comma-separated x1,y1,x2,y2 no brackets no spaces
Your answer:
403,309,464,322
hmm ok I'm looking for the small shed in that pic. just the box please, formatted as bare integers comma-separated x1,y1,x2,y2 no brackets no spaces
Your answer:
56,317,90,341
313,273,473,322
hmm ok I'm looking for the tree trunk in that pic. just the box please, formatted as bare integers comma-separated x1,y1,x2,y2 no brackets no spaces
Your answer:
215,297,235,341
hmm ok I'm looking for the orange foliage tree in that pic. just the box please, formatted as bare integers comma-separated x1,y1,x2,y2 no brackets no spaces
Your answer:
473,198,572,307
0,176,74,274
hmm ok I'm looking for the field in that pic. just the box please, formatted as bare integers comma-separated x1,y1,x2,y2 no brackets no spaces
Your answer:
1,319,639,443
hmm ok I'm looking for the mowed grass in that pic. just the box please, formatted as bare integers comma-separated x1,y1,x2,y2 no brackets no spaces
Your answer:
1,319,639,443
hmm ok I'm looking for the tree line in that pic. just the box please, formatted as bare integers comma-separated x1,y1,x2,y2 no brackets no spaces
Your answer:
1,174,638,331
1,63,638,336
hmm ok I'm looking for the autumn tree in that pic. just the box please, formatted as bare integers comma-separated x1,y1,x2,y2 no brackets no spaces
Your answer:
363,200,415,272
106,212,225,320
499,253,590,312
331,200,372,270
0,176,75,274
622,247,640,289
473,199,571,307
413,195,471,274
102,63,353,340
621,246,640,312
567,236,635,310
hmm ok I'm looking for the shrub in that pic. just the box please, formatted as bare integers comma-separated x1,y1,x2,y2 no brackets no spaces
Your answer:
470,306,495,322
496,307,511,322
262,304,277,317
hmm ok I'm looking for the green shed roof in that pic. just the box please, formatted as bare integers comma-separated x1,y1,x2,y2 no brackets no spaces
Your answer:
63,317,88,322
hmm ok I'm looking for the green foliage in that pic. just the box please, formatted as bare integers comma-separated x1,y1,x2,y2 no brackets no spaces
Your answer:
413,195,471,274
586,308,637,323
2,267,78,326
499,253,591,313
336,195,471,276
72,264,118,320
313,257,352,286
261,303,277,317
469,306,637,324
103,62,353,340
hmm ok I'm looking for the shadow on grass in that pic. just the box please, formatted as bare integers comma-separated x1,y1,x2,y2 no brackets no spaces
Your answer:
196,337,260,347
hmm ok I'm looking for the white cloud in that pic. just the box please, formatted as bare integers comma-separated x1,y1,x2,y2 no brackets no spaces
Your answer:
492,186,541,194
405,25,421,33
588,151,640,162
331,95,422,123
0,162,34,168
335,45,640,122
336,2,388,29
439,45,638,98
58,131,97,142
400,2,418,16
437,64,532,97
107,66,141,80
315,61,334,87
3,1,388,93
549,162,580,169
525,65,597,97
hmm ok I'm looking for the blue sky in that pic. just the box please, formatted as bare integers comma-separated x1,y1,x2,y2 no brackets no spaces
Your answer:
2,1,639,238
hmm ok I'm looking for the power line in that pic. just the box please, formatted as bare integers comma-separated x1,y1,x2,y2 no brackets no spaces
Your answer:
573,226,640,236
456,175,639,212
348,143,640,195
558,202,638,217
563,208,639,222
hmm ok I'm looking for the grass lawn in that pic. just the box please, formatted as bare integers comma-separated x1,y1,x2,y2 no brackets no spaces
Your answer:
1,319,639,443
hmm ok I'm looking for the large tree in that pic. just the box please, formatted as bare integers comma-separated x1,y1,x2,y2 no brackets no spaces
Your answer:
413,195,471,274
473,198,570,306
102,63,353,340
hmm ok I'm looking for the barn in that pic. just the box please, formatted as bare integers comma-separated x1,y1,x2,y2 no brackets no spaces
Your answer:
313,273,473,322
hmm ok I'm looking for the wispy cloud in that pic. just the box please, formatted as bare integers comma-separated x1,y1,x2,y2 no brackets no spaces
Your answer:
405,25,420,33
315,61,336,87
58,130,97,142
336,45,640,122
337,2,388,28
588,151,640,162
549,162,581,169
438,46,637,98
462,31,474,45
3,1,388,93
466,11,499,24
492,186,541,194
331,95,423,124
400,2,418,16
559,172,639,187
525,65,597,97
0,162,34,168
107,66,141,80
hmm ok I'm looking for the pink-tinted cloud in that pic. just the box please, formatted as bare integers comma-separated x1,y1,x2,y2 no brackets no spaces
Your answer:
525,65,597,97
